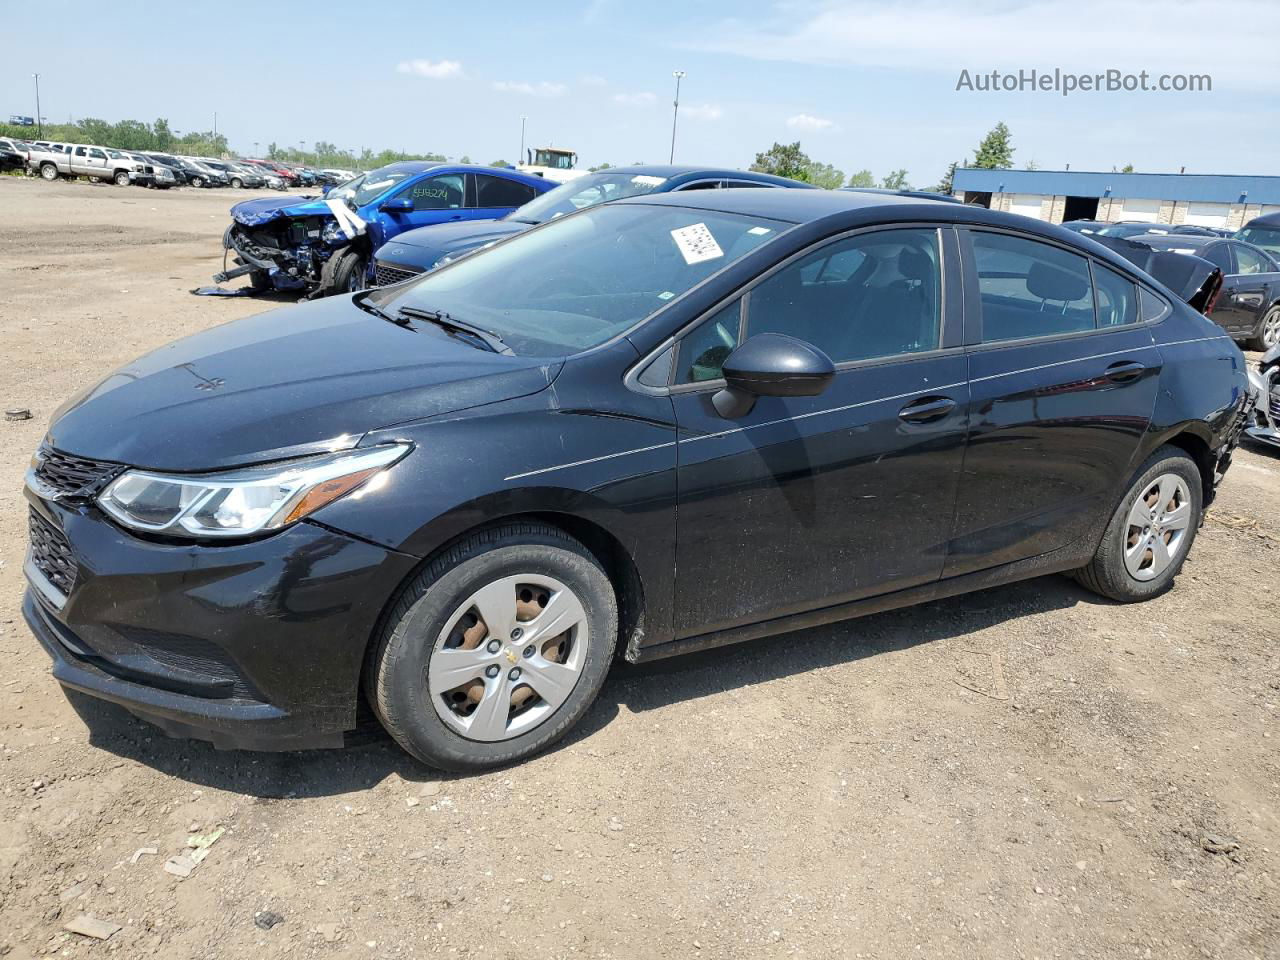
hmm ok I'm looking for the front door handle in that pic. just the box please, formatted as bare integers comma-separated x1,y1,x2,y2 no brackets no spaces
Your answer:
1104,360,1146,383
898,396,957,423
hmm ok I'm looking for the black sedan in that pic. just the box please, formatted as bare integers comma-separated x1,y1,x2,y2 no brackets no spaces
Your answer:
1130,234,1280,350
371,164,812,283
24,191,1249,770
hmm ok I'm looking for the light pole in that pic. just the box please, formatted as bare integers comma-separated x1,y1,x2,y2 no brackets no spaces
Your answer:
253,141,259,157
32,74,42,138
669,70,685,164
519,115,527,166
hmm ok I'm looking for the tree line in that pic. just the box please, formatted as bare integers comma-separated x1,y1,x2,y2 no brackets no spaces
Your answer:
748,121,1017,193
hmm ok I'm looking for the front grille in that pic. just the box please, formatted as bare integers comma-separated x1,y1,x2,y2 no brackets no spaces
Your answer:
32,445,124,500
1269,389,1280,420
29,508,77,595
374,261,422,287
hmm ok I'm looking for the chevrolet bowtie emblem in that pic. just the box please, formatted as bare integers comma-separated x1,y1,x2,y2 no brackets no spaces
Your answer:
505,649,518,665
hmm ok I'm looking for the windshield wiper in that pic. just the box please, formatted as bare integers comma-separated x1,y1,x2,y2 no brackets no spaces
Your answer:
354,292,410,326
397,306,513,355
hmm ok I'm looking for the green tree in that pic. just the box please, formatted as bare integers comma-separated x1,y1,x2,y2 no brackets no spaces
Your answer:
1120,163,1134,173
588,162,613,172
935,160,960,195
490,159,512,168
267,142,280,159
460,154,472,163
153,118,174,151
881,169,910,190
804,160,845,189
972,121,1014,169
846,169,875,188
750,141,811,181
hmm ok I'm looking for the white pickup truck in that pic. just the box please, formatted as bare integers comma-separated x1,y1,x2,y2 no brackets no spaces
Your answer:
27,143,149,186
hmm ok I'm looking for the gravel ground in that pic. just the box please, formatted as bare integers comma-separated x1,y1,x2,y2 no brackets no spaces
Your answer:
0,174,1277,960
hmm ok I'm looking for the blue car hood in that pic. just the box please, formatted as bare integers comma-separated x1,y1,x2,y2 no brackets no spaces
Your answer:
380,220,531,270
230,195,331,226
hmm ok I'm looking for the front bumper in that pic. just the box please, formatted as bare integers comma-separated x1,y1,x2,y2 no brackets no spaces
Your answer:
23,491,418,751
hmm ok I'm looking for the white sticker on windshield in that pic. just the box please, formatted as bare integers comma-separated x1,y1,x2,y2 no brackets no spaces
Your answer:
364,178,396,191
657,291,676,300
631,175,666,187
671,223,724,265
747,226,773,235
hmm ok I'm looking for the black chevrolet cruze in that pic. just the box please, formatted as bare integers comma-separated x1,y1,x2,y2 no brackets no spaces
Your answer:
24,190,1250,770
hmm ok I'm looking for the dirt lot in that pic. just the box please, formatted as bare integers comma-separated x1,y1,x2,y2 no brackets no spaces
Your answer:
0,174,1277,960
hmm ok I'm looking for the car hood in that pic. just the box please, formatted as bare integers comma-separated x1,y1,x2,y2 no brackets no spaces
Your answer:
230,195,329,226
385,220,531,262
47,296,562,471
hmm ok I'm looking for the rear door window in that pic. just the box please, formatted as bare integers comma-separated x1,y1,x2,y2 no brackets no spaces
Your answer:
474,174,538,208
1233,243,1272,275
971,232,1096,342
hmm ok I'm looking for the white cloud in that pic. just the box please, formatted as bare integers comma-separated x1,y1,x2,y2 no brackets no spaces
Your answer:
612,91,658,107
492,80,568,98
691,1,1278,91
786,113,836,131
395,59,462,79
682,103,724,121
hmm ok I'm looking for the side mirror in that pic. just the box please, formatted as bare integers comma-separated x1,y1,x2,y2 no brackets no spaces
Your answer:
712,333,835,419
380,196,414,214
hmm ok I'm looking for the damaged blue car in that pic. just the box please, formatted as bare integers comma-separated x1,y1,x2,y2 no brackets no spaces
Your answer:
218,162,554,297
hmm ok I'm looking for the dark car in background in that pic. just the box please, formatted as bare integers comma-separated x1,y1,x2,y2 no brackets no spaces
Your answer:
1129,234,1280,349
1062,220,1167,239
0,138,27,171
143,153,189,185
372,165,812,284
23,190,1248,770
1235,213,1280,259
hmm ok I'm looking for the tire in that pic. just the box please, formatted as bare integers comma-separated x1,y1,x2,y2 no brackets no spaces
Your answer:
1248,305,1280,352
1072,445,1202,602
364,523,618,771
191,176,203,188
113,170,131,187
39,162,58,181
319,248,367,296
231,177,243,189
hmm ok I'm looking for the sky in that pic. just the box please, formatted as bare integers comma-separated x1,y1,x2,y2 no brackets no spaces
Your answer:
8,0,1280,187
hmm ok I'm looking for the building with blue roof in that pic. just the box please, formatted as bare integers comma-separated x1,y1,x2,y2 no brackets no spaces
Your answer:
950,167,1280,231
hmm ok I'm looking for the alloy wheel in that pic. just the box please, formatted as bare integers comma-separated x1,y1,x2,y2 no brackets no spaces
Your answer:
1123,473,1192,581
1263,308,1280,349
428,574,588,742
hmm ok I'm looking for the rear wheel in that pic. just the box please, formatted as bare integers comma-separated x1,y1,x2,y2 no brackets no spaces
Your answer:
365,524,617,771
39,162,58,181
1249,305,1280,352
1073,445,1202,602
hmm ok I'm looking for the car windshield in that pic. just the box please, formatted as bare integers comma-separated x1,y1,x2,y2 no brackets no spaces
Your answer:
366,202,787,357
511,172,670,224
327,166,417,208
1235,226,1280,256
1096,224,1156,238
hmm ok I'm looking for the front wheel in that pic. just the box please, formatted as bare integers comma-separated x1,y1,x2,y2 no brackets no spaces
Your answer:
231,177,243,189
1248,305,1280,352
365,523,618,771
113,171,131,187
1072,445,1202,602
190,176,203,188
318,248,367,296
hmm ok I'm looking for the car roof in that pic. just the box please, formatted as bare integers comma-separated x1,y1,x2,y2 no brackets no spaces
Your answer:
582,164,810,188
616,187,961,223
1132,234,1221,249
1244,212,1280,228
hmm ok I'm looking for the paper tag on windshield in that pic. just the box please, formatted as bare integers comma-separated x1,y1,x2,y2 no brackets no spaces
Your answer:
631,175,665,187
671,223,723,265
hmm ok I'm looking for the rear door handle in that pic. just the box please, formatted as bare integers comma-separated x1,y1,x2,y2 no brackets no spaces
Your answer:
1104,360,1146,383
898,396,957,423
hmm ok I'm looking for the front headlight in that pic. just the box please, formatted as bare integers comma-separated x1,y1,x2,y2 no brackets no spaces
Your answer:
98,444,409,538
321,220,344,244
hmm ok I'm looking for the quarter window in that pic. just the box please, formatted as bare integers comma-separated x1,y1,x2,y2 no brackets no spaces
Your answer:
675,300,741,384
746,228,942,363
406,173,465,211
474,174,537,208
972,232,1095,342
1093,263,1138,327
1139,287,1171,323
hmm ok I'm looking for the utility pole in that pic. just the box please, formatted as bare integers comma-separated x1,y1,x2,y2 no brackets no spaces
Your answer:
669,71,685,164
32,74,42,137
519,116,527,166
